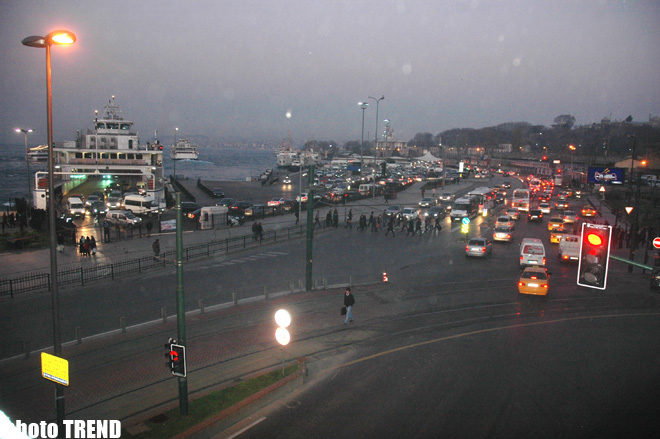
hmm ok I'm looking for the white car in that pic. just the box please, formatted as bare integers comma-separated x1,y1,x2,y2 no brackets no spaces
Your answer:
495,215,514,229
401,207,419,221
539,202,551,214
505,208,520,221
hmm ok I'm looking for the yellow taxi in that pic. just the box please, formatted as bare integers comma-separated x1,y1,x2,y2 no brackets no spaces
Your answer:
550,226,567,244
518,267,550,296
581,205,597,217
548,216,565,231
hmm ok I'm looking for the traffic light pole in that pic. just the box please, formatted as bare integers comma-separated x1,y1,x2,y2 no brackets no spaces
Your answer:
175,193,189,415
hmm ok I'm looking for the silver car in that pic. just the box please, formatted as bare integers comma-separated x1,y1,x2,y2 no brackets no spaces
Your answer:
465,237,493,257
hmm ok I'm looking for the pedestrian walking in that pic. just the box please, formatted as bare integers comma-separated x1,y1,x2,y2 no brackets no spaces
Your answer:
295,210,299,225
421,188,425,198
346,209,353,229
415,217,422,235
90,236,97,255
103,220,111,243
315,210,321,226
333,208,339,228
385,216,395,237
342,287,355,324
152,238,160,260
146,221,153,237
407,219,415,236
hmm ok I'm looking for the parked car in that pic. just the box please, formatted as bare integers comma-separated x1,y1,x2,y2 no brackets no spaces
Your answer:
465,237,493,257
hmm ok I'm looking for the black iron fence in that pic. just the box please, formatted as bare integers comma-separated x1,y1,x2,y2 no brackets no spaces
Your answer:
0,225,305,298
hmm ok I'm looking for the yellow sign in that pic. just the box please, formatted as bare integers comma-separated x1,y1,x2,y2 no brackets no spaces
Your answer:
41,352,69,386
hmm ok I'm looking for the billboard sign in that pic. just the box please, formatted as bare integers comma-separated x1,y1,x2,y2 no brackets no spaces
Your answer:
587,167,624,185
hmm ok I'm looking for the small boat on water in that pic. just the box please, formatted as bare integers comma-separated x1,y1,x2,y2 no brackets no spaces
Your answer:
28,145,49,162
171,139,199,160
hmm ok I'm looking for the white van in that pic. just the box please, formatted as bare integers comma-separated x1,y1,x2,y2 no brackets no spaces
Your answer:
67,197,86,217
106,210,142,226
123,194,157,216
358,184,376,196
520,238,546,267
199,205,229,230
558,234,581,263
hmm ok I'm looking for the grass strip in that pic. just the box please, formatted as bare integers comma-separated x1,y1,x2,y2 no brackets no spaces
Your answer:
125,364,300,439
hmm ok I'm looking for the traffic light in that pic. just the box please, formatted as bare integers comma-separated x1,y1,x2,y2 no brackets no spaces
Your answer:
577,223,612,290
165,338,187,377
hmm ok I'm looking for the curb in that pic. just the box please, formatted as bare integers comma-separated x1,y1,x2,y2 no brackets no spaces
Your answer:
171,368,304,439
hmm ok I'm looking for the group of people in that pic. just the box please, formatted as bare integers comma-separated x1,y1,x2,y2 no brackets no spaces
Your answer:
78,235,97,257
320,207,442,238
2,211,28,233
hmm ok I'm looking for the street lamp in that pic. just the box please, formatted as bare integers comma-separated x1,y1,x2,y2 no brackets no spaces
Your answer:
358,101,369,173
368,95,384,153
22,28,76,430
173,127,178,180
15,128,34,210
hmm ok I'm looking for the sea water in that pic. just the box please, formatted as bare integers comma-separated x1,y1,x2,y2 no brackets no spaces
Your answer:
0,144,276,207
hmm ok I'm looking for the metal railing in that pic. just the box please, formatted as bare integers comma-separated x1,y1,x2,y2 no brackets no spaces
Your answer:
0,225,306,298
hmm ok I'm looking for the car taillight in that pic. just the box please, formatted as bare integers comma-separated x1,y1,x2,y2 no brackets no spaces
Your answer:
563,255,569,260
520,256,523,261
481,247,486,252
518,282,524,286
542,257,546,265
543,284,548,288
465,246,469,252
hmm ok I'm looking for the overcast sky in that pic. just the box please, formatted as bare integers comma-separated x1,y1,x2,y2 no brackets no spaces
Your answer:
2,0,659,147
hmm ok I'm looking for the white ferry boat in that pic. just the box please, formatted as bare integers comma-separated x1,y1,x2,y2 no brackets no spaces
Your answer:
171,139,199,160
36,96,165,210
28,145,49,162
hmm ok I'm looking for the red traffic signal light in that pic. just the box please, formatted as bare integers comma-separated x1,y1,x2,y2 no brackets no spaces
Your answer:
577,223,612,290
165,339,187,377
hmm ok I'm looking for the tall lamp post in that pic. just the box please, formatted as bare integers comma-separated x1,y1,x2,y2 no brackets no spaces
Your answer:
368,95,384,154
358,101,369,173
22,29,76,431
173,127,178,180
15,127,34,210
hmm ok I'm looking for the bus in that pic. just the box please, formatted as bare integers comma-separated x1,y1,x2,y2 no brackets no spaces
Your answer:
511,188,531,212
450,195,479,221
467,186,495,215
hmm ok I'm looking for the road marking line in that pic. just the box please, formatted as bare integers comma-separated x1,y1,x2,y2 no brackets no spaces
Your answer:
337,312,660,369
221,417,267,439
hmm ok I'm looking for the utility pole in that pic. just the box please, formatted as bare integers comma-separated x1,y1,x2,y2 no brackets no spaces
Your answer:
305,164,315,291
175,193,188,414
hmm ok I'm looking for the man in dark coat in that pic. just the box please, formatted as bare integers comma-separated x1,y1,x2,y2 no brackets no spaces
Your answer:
343,287,355,324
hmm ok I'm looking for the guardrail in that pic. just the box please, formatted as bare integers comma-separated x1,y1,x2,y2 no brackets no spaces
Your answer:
0,225,306,298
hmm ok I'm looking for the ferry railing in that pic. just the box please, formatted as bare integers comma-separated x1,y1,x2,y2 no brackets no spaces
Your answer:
0,224,306,298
